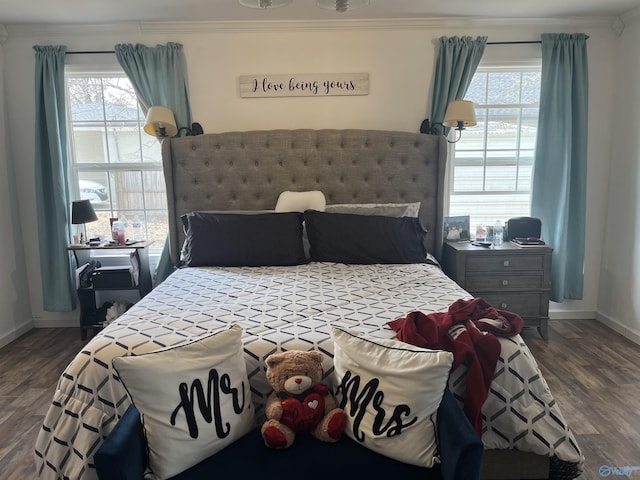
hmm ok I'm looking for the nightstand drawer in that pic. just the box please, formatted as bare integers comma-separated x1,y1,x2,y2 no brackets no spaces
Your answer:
479,292,550,317
465,274,545,291
466,254,545,272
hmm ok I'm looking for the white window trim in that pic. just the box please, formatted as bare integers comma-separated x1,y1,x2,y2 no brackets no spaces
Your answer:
444,61,542,225
64,65,167,261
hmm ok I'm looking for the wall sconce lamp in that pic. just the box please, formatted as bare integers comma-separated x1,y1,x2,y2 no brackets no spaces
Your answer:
144,105,204,138
71,199,98,245
420,100,477,143
144,106,178,138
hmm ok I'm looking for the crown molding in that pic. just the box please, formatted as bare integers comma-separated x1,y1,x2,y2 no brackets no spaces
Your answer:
5,22,143,38
5,15,619,37
137,16,617,34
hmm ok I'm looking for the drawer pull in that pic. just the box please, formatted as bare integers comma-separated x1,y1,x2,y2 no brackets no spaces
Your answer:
503,260,510,267
500,302,508,309
502,279,509,286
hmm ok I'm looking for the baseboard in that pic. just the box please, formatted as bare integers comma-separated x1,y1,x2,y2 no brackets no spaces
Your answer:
0,320,34,350
548,310,595,320
595,312,640,346
32,317,79,328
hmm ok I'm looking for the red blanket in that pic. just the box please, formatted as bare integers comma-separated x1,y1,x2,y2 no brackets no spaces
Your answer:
387,298,523,435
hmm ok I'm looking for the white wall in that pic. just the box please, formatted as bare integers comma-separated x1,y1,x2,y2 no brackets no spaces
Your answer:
0,25,32,348
597,12,640,344
0,17,623,337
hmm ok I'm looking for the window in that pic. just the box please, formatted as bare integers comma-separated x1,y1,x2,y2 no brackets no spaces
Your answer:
447,66,541,229
65,71,168,254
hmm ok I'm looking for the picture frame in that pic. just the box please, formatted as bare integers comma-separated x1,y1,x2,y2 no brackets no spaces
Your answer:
444,215,470,242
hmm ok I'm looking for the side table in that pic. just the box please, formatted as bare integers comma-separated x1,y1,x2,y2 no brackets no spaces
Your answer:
441,241,552,340
69,241,153,339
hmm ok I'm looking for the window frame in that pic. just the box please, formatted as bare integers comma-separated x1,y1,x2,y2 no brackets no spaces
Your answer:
445,61,542,227
64,62,168,260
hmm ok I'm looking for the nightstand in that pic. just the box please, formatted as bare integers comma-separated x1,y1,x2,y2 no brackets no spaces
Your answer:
69,241,153,339
441,241,552,340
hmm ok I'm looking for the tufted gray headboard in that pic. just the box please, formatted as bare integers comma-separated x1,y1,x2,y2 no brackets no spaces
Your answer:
162,129,448,265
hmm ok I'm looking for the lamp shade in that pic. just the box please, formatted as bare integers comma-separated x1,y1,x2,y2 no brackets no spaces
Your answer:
71,200,98,225
143,106,178,138
442,100,477,128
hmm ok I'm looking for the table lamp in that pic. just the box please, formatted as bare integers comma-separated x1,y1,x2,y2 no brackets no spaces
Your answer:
71,200,98,245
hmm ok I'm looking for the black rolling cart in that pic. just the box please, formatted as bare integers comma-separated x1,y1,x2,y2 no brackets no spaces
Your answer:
69,241,153,339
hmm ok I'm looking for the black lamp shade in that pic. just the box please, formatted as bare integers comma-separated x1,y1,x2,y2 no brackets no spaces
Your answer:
71,200,98,225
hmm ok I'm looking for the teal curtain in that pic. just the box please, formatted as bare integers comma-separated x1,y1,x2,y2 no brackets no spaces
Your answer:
114,42,192,131
531,33,589,301
114,42,193,286
33,45,76,311
429,36,487,134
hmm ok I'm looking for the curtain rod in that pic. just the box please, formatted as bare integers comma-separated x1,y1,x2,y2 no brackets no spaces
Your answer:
66,42,540,54
66,41,541,53
487,41,541,45
66,50,115,55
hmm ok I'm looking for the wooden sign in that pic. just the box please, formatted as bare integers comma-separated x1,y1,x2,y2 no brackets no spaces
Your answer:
239,73,369,98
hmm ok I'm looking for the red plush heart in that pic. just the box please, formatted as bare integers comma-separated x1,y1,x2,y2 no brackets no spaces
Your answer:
280,392,325,433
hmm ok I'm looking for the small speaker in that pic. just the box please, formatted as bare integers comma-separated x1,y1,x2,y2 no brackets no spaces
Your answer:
507,217,541,240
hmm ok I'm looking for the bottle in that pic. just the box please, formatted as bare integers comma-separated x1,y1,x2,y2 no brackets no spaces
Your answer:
485,225,494,243
493,220,503,247
132,216,143,241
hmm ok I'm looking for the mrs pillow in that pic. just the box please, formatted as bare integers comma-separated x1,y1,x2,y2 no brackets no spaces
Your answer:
331,327,453,468
112,325,255,480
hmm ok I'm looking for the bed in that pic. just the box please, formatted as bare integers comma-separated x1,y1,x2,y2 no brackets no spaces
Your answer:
35,129,583,480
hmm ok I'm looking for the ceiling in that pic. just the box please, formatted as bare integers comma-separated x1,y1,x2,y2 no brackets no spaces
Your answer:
1,0,639,26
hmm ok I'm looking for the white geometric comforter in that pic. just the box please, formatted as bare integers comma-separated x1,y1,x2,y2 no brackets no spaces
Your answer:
34,262,583,480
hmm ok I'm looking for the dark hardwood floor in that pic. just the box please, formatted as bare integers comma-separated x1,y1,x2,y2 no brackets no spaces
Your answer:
520,320,640,479
1,320,639,479
0,328,88,479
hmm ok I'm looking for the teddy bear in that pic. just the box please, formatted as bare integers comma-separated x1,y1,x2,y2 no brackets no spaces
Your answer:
261,350,346,449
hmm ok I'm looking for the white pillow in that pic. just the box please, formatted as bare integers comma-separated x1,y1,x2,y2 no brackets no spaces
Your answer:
331,327,453,468
112,325,255,480
275,190,326,212
275,191,326,259
325,202,420,217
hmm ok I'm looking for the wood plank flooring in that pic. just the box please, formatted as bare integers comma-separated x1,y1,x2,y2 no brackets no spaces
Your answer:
0,328,87,480
520,321,640,479
1,320,639,479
